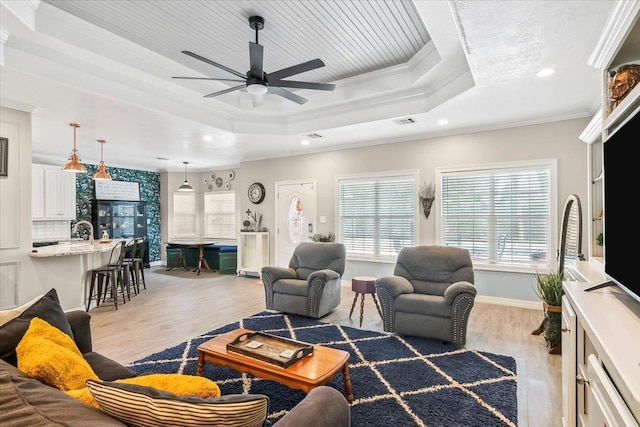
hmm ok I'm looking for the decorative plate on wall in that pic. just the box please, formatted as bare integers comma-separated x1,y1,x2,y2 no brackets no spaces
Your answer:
210,173,216,181
227,170,235,181
208,184,214,191
248,182,265,204
215,176,223,187
224,182,231,190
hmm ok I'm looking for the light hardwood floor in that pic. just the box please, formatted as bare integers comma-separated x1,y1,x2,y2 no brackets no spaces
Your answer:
89,266,562,427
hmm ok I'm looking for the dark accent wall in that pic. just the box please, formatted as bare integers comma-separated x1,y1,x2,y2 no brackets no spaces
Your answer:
75,165,161,262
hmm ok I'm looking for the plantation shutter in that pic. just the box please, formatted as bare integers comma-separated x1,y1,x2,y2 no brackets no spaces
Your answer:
173,193,196,237
440,165,551,267
204,192,236,239
338,174,416,258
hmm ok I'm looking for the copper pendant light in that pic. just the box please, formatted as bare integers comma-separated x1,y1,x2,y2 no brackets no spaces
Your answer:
92,139,112,180
62,123,87,173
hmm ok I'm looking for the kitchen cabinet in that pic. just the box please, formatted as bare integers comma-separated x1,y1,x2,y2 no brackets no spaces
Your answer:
238,232,269,277
91,200,149,267
91,200,147,240
32,164,76,220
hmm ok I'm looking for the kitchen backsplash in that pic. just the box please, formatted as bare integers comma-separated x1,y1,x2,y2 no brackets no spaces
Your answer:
32,220,71,242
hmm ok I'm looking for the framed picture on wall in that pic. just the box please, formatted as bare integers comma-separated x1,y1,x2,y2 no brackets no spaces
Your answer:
0,137,8,177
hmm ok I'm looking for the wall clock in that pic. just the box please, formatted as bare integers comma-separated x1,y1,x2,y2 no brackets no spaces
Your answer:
248,182,265,204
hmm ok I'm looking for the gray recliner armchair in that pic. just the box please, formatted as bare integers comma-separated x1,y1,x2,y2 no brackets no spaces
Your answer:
375,245,476,345
261,242,346,319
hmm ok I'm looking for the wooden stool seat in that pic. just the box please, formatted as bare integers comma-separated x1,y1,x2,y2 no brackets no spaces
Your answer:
349,276,382,327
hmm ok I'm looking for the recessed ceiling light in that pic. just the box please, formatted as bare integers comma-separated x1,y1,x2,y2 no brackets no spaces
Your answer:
203,135,213,141
301,140,310,146
536,68,555,78
437,119,449,126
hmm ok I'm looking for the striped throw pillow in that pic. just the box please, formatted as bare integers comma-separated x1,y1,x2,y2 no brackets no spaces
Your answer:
86,380,269,427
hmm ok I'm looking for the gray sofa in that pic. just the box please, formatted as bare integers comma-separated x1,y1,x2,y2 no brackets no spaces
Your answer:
1,300,350,426
375,245,477,345
262,242,346,318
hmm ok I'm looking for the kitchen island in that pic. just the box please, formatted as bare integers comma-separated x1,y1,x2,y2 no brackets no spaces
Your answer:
29,240,126,310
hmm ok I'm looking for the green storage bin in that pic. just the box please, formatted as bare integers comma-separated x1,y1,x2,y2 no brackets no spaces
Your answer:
219,252,237,274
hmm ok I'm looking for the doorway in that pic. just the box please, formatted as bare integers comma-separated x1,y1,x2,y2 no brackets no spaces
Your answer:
275,180,317,266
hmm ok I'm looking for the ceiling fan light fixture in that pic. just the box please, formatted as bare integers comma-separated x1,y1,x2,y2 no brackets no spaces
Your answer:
247,83,268,95
62,123,88,173
178,161,194,192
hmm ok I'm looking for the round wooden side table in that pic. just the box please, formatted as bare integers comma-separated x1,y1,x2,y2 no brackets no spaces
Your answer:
349,276,383,327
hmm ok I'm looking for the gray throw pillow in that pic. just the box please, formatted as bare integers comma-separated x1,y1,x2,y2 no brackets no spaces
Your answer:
0,289,74,366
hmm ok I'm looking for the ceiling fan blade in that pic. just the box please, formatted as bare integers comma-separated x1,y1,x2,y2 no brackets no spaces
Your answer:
252,94,263,107
270,80,335,91
267,59,325,81
181,51,246,79
203,84,245,98
268,86,308,105
172,76,246,82
249,42,264,78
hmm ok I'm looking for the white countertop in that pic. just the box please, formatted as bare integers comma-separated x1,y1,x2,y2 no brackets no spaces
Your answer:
29,239,125,258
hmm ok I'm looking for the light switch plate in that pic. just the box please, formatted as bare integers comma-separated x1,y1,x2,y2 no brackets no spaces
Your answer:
320,216,327,223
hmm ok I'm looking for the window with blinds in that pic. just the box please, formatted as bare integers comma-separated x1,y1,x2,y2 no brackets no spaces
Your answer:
204,192,236,239
173,193,196,237
439,162,553,268
338,172,417,259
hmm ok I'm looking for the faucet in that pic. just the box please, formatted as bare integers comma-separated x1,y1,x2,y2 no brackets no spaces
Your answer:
72,221,94,245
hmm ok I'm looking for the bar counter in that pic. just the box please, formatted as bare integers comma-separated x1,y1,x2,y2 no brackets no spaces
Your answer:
29,240,126,310
29,240,124,258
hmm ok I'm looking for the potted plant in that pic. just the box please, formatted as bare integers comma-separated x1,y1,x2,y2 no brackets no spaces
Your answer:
309,232,335,242
533,270,564,354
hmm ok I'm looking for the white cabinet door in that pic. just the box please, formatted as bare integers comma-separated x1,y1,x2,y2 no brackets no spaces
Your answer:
58,171,76,219
34,164,77,220
586,355,639,427
561,296,577,427
44,168,62,218
32,167,45,219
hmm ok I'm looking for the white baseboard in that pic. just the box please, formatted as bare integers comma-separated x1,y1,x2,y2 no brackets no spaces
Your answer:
476,295,542,310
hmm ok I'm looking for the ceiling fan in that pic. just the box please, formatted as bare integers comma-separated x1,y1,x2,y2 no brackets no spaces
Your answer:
172,15,335,107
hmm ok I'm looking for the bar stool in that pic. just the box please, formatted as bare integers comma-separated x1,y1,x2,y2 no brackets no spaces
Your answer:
129,237,146,291
121,239,138,296
87,241,128,311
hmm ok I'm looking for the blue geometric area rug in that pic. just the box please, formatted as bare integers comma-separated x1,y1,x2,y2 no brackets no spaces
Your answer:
129,311,517,426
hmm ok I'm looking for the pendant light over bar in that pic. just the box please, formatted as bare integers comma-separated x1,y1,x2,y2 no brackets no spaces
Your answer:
62,123,87,173
92,139,112,180
178,161,194,191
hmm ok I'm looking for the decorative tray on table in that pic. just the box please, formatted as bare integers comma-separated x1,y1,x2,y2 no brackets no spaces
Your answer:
226,331,314,368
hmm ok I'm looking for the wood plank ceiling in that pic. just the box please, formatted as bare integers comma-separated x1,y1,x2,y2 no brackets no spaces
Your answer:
44,0,431,84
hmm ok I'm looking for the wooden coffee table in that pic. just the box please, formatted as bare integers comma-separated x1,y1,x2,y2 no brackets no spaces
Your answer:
197,328,353,403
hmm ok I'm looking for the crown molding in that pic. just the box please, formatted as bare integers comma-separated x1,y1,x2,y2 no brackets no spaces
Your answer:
588,0,640,69
578,108,603,144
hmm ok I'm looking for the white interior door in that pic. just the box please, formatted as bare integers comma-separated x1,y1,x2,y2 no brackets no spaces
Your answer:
275,180,316,267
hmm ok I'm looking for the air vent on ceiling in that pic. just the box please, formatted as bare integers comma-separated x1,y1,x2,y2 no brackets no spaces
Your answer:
394,117,416,125
306,133,323,139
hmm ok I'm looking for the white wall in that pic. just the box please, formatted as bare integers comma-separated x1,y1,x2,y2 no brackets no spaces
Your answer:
0,107,42,308
236,118,590,304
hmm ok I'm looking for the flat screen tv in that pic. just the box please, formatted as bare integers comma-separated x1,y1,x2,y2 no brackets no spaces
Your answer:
587,110,640,304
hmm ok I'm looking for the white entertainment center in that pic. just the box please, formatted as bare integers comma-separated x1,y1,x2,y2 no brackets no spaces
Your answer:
564,2,640,427
562,263,640,427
